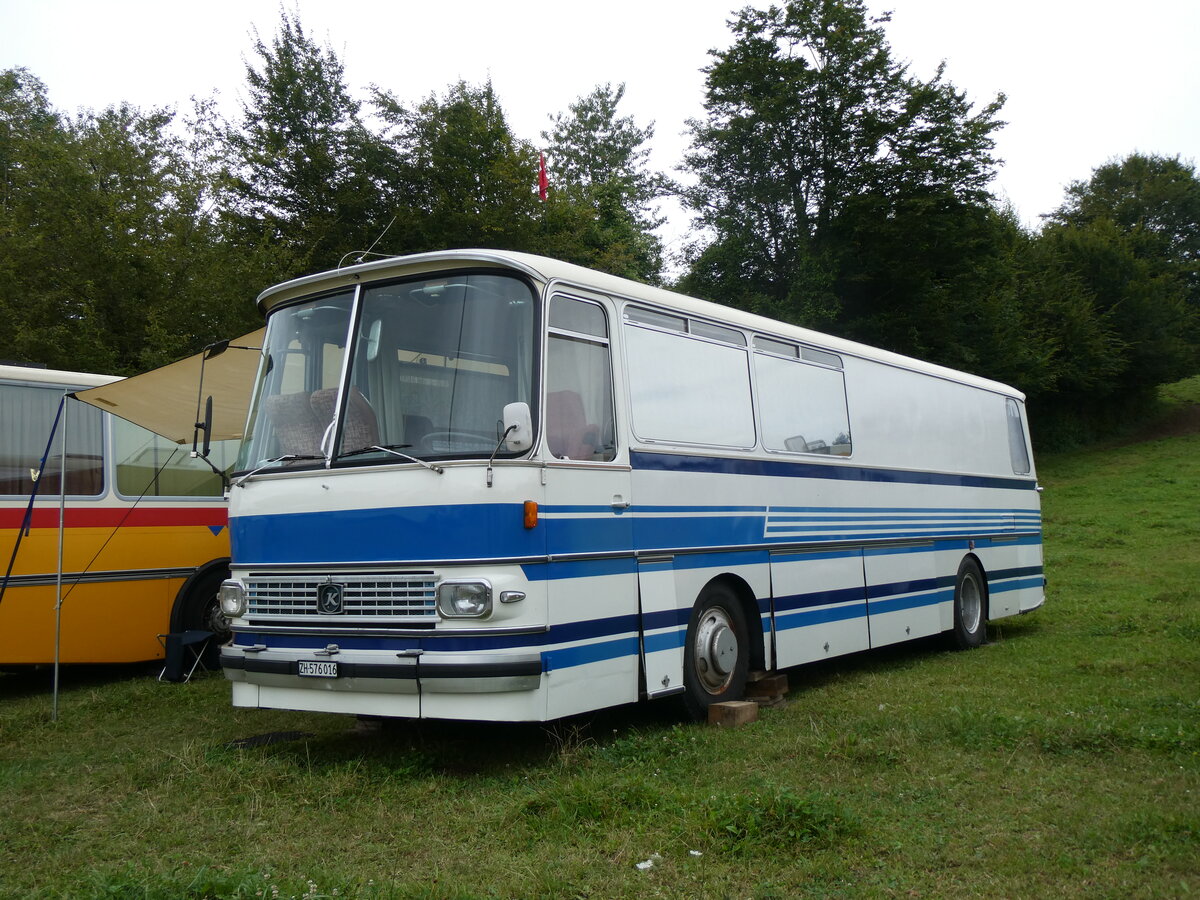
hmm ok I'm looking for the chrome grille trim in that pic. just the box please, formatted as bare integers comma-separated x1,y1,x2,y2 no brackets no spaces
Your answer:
245,572,438,620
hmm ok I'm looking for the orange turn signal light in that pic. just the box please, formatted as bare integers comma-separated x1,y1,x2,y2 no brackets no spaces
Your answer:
523,500,539,529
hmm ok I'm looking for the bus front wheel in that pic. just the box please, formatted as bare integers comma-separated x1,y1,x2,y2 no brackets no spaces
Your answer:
949,557,987,650
682,583,749,720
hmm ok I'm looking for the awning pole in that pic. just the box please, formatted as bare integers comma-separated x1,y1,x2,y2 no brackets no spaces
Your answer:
52,392,68,722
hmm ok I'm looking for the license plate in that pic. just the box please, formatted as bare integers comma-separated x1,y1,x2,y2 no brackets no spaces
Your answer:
298,660,339,678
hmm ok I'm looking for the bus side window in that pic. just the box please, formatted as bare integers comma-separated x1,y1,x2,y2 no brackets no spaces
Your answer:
546,297,615,462
753,348,853,457
113,416,236,497
0,382,104,496
1006,398,1031,475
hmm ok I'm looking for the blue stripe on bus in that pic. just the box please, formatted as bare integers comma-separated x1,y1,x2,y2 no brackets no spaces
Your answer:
991,576,1045,594
867,589,954,616
989,565,1044,581
236,508,1041,585
775,585,867,612
543,636,640,672
243,611,641,653
232,503,547,564
641,629,687,655
631,451,1039,491
867,576,956,599
521,556,639,582
233,504,1040,568
776,601,868,630
641,607,691,632
235,563,1044,671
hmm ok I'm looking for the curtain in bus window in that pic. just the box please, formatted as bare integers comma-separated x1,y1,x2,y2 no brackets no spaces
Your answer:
0,385,104,496
547,334,615,461
348,274,535,458
238,292,354,468
754,353,852,456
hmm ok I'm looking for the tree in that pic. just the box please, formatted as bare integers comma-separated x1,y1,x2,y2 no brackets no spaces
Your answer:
830,195,1051,387
223,11,391,275
0,68,266,373
681,0,1005,331
541,83,667,281
1023,153,1200,438
1040,219,1195,389
373,80,543,254
0,68,105,368
1046,153,1200,309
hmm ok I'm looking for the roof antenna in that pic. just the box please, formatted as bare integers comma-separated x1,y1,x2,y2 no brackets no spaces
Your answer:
337,216,397,270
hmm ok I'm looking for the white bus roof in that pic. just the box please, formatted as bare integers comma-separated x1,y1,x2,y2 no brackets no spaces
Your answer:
0,364,120,390
256,249,1025,400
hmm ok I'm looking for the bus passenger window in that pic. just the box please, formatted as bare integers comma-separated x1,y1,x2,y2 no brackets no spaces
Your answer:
0,382,104,496
754,350,852,456
546,297,615,462
1006,399,1031,475
113,416,236,497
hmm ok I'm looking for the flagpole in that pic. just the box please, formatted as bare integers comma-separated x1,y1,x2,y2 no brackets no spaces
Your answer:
52,392,68,722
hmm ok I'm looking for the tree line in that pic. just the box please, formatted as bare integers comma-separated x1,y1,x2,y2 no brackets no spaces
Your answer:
2,1,1197,446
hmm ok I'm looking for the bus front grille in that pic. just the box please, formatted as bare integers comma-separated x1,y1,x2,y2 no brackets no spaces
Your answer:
244,572,438,622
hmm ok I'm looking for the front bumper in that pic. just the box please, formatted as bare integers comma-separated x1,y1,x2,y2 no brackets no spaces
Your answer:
220,645,543,694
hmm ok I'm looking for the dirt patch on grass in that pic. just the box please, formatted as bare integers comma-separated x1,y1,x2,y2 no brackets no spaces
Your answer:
1135,403,1200,441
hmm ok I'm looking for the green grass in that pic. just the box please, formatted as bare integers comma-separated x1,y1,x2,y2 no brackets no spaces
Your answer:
2,388,1198,898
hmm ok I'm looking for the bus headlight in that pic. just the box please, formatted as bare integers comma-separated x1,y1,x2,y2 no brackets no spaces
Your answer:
219,580,247,617
437,581,492,618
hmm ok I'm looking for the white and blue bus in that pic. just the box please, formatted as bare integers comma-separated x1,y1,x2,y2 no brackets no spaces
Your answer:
218,249,1044,721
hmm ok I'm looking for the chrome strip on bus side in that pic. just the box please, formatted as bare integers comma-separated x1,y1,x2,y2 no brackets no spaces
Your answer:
2,566,199,588
231,531,1042,574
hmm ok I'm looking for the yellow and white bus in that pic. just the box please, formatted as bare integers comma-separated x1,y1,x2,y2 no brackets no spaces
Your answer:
0,363,235,665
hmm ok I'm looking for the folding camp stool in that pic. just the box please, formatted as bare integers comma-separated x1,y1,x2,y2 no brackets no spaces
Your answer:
157,630,214,683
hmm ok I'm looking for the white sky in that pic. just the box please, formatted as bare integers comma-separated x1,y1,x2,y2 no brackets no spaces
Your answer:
4,0,1199,260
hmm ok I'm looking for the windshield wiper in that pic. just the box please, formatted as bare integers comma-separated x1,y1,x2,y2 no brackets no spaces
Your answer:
233,454,325,487
339,444,444,474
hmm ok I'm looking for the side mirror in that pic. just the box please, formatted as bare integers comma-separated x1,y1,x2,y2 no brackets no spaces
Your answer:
502,402,533,452
202,395,214,458
192,395,214,458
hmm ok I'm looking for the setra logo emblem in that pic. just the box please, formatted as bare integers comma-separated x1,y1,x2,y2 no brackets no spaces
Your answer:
316,582,345,615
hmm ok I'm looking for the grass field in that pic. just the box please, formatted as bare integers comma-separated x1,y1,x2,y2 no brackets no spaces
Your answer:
1,382,1197,899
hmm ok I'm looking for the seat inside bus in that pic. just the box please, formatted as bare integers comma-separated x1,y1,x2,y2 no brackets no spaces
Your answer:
546,390,599,461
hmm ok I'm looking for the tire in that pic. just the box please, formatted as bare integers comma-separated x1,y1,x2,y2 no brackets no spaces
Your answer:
949,557,987,650
681,582,750,720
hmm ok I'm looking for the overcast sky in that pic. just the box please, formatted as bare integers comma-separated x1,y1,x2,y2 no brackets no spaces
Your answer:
4,0,1199,259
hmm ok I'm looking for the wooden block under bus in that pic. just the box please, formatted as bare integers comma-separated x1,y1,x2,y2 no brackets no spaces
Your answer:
708,700,759,727
744,673,789,699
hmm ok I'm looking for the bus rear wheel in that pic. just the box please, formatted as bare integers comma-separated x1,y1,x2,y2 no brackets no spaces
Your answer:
949,557,987,650
682,583,749,720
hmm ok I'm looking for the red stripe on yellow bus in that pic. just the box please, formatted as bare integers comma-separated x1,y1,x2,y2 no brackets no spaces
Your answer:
0,506,227,530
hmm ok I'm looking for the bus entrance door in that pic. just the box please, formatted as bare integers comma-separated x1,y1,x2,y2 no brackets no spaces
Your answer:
541,462,637,718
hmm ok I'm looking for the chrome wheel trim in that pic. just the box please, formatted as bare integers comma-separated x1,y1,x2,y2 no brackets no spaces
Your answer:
960,571,982,635
694,607,739,694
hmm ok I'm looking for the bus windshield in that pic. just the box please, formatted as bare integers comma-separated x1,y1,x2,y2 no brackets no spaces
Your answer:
236,272,537,472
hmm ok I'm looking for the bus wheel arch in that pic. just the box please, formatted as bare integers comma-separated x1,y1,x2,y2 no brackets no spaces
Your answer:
170,558,232,652
948,554,988,650
681,576,756,719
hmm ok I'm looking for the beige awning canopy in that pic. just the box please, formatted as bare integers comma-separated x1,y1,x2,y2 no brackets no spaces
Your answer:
73,329,265,444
